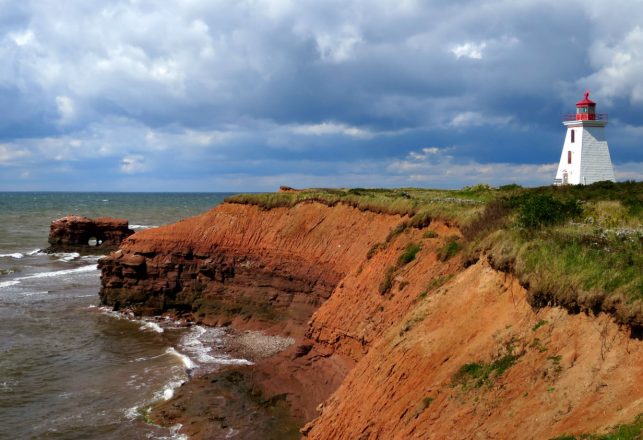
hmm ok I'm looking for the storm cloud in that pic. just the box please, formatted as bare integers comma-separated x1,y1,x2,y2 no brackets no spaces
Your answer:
1,0,641,190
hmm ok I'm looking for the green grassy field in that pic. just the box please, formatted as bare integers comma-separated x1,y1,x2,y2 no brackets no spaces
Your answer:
226,181,642,331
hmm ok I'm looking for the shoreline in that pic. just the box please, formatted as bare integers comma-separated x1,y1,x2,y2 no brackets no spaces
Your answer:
150,365,302,440
151,325,302,439
100,307,303,439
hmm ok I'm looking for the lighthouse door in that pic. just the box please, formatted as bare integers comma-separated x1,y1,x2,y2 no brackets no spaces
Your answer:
562,170,569,185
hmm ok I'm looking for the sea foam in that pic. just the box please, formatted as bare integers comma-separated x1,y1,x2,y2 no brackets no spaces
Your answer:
170,424,188,440
130,224,159,230
23,264,97,280
165,347,196,370
0,253,24,259
0,264,98,289
140,321,164,334
54,252,80,262
0,250,81,262
179,326,253,367
162,379,185,400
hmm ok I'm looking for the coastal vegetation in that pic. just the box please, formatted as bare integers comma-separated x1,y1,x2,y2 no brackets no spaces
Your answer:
452,337,524,391
452,353,519,390
397,242,422,266
226,186,490,226
551,413,643,440
379,242,422,294
226,181,643,330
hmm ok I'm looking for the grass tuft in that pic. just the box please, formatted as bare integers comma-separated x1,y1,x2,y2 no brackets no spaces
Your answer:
532,319,548,332
437,237,461,261
398,243,422,266
452,353,519,389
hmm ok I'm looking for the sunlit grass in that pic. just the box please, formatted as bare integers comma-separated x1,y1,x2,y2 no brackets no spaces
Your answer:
225,186,492,227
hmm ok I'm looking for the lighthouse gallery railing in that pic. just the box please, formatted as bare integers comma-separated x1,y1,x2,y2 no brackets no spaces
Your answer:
563,114,608,122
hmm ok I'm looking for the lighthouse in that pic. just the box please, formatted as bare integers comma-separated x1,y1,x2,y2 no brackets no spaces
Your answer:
554,91,615,185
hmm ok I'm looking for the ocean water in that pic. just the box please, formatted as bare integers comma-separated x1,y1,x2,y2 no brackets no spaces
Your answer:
0,193,249,439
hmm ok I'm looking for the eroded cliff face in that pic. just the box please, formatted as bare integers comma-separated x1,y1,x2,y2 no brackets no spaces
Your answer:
302,260,643,439
99,202,403,333
99,201,643,439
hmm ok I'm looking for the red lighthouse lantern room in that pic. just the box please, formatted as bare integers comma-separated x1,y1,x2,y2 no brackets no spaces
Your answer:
576,91,596,120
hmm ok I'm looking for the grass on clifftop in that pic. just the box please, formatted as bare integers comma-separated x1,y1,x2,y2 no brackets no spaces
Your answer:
225,185,494,227
464,181,642,330
226,181,643,330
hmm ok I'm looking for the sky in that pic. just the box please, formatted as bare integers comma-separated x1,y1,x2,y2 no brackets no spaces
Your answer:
0,0,642,192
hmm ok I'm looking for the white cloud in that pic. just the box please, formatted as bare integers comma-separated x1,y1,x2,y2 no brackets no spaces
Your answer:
407,147,449,161
289,122,373,138
56,96,76,125
120,154,147,174
451,41,486,59
614,162,643,181
450,111,513,128
315,27,363,63
583,26,643,104
0,144,30,163
10,29,36,47
390,147,560,186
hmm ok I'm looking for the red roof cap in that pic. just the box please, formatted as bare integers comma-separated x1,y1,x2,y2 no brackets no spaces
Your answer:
576,90,596,107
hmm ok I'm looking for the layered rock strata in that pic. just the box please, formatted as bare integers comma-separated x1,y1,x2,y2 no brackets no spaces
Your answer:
99,202,402,332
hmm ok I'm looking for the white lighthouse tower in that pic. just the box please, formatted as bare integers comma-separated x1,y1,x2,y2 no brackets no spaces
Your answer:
554,91,615,185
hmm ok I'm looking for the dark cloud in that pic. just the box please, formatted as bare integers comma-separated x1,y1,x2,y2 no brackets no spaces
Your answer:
0,0,641,191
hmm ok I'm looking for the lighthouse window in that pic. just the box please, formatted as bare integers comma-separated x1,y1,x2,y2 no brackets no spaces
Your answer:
571,129,575,143
568,151,572,164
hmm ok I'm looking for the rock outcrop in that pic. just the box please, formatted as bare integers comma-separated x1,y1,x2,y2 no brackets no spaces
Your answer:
48,215,134,252
98,201,643,440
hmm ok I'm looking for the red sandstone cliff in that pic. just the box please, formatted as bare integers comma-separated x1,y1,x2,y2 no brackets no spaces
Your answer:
99,202,643,439
99,202,402,332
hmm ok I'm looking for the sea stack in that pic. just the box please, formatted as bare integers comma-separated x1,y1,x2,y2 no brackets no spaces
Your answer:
47,215,134,252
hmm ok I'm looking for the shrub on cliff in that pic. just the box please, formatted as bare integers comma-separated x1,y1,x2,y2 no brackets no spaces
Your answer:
512,193,582,229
